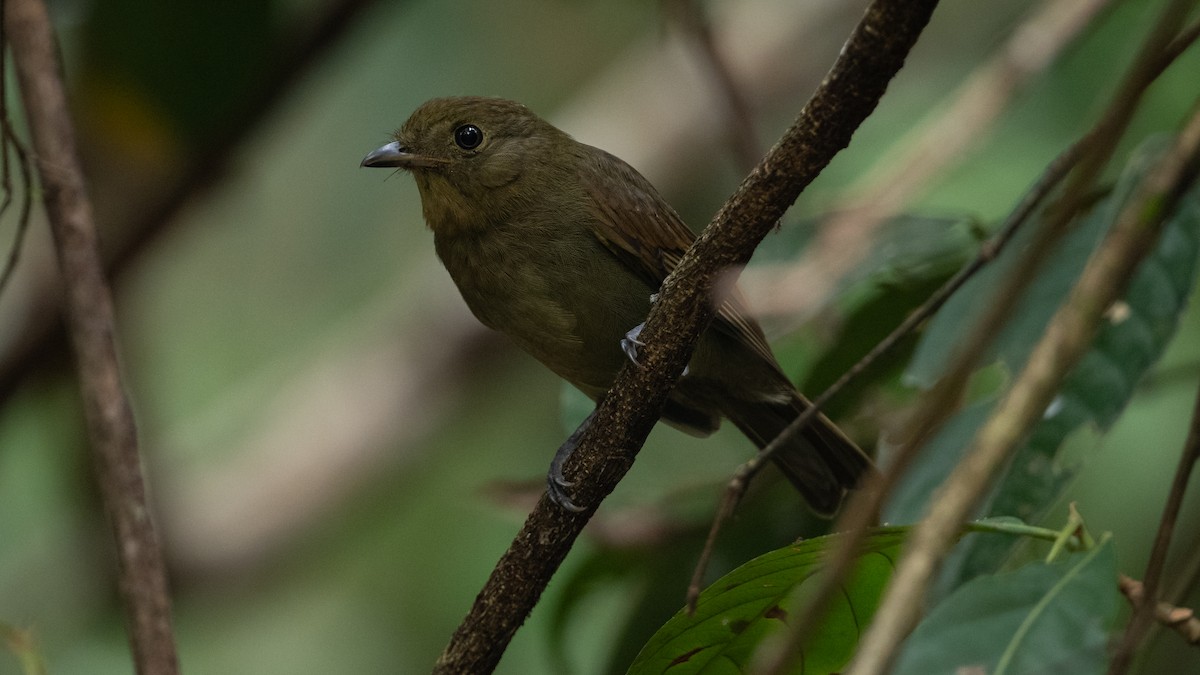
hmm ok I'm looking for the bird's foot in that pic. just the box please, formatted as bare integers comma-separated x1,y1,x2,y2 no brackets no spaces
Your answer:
619,322,690,376
546,411,593,512
621,323,645,367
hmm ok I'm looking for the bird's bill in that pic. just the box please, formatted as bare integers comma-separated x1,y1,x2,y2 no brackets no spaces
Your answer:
360,141,446,169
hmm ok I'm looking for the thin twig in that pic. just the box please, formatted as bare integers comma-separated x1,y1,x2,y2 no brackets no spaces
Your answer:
806,6,1200,670
0,0,35,297
1168,536,1200,609
1119,575,1200,648
1108,379,1200,673
1146,533,1200,651
0,114,34,296
5,0,179,672
741,0,1115,320
749,138,1088,675
846,96,1200,675
0,0,383,405
664,0,761,172
433,2,941,672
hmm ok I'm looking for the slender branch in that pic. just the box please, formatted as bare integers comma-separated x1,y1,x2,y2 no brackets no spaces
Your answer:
433,1,942,672
741,0,1115,320
846,95,1200,675
0,0,383,405
0,0,35,297
690,138,1085,613
1108,378,1200,673
5,0,179,673
748,138,1088,675
730,2,1148,655
877,0,1200,508
1168,536,1200,609
1119,575,1200,648
0,111,33,296
663,0,761,172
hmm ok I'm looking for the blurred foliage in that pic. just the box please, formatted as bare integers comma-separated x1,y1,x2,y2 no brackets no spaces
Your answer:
888,139,1200,589
893,537,1120,675
626,519,1112,675
2,0,1200,674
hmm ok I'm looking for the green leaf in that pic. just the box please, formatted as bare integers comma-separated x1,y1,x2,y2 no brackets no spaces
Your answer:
890,137,1200,585
893,537,1120,675
627,527,908,675
783,215,976,417
956,141,1200,583
884,399,995,524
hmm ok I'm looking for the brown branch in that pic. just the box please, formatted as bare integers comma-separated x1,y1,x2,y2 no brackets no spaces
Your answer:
0,64,34,295
846,95,1200,675
745,139,1086,675
740,0,1115,321
1120,575,1200,648
0,0,383,406
664,0,762,172
4,0,179,673
1109,378,1200,673
432,1,942,672
690,138,1085,613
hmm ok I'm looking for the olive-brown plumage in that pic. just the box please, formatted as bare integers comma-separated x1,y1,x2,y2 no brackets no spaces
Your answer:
362,96,872,514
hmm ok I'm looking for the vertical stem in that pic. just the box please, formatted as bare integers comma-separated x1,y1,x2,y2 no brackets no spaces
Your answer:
4,1,180,673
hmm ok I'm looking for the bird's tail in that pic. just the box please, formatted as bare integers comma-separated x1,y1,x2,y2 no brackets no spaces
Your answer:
726,392,873,516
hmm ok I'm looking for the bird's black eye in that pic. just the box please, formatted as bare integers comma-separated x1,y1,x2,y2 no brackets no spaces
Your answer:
454,124,483,150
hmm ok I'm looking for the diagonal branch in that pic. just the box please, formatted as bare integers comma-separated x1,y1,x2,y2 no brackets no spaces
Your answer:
433,1,941,672
846,96,1200,675
1109,378,1200,672
0,0,383,406
663,0,762,172
1119,575,1200,650
4,0,179,673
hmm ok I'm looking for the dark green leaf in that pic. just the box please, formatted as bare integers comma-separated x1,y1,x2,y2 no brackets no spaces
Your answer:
891,138,1200,586
893,539,1120,675
957,141,1200,583
884,399,995,524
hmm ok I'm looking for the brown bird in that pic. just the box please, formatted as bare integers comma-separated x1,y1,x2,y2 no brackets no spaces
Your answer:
362,96,872,514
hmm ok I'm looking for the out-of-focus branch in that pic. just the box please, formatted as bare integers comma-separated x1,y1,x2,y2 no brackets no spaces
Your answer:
4,0,179,672
0,0,383,406
0,0,872,577
747,138,1086,675
434,2,941,672
846,95,1200,675
740,0,1116,320
0,48,34,295
1119,575,1200,648
663,0,761,172
1109,378,1200,673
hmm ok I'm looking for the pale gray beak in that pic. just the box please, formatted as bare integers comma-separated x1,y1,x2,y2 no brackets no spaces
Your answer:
360,141,406,168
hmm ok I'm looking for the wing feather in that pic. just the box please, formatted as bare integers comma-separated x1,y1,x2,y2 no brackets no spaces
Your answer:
578,147,777,366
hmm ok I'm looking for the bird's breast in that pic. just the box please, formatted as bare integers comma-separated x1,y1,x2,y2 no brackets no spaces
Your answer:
432,221,649,394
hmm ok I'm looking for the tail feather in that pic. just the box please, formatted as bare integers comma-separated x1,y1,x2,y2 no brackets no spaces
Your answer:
726,392,873,516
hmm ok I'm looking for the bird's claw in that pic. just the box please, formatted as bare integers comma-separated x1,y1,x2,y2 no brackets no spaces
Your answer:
547,422,588,512
619,322,690,377
548,454,585,512
621,323,646,367
547,472,585,512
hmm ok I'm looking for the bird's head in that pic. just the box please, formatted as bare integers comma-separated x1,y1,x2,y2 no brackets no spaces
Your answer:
362,96,571,231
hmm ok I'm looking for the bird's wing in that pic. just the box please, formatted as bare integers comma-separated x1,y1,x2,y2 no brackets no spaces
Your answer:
579,148,777,366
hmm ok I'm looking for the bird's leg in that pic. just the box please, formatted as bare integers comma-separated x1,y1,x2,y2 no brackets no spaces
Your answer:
547,409,595,512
